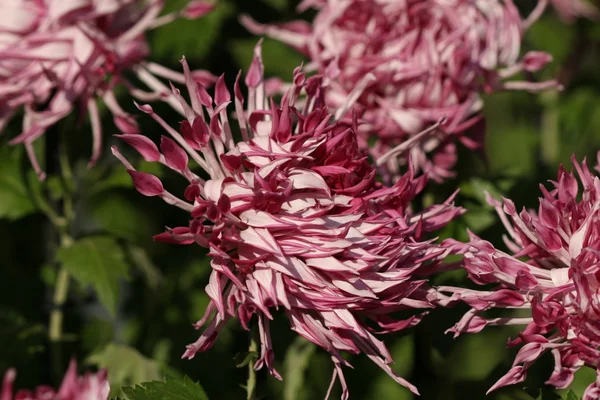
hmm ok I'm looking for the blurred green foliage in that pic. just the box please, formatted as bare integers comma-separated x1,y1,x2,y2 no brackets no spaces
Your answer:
1,0,600,399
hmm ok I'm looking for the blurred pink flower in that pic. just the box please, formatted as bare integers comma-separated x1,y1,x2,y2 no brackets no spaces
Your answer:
438,154,600,398
544,0,598,23
113,43,463,398
242,0,559,182
1,359,109,400
0,0,215,180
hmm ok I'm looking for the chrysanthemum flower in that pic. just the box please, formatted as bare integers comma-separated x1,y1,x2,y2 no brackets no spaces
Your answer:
0,0,214,179
1,360,109,400
241,0,559,182
438,154,600,398
112,43,462,398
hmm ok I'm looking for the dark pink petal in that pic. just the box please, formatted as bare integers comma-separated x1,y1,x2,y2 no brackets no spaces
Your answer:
245,41,264,88
182,1,215,19
214,74,231,105
487,366,526,394
128,170,164,196
195,83,213,107
515,270,538,289
114,115,140,135
522,51,553,72
220,154,242,171
116,134,160,162
160,136,189,171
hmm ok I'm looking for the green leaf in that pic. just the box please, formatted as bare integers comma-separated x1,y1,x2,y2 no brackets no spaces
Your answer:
459,178,513,205
283,337,317,400
81,318,114,353
436,329,510,382
56,237,130,316
526,16,574,67
566,390,579,400
88,193,156,243
45,176,66,201
87,343,165,397
122,376,209,400
234,351,259,368
0,146,37,220
229,37,306,78
88,168,133,196
126,245,163,289
151,1,233,62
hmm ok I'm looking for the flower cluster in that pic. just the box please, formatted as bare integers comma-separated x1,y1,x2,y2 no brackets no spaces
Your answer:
0,0,214,179
1,360,109,400
242,0,559,182
439,154,600,398
113,43,463,398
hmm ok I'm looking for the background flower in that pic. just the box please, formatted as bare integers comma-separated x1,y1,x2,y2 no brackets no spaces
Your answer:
0,0,214,179
242,0,559,182
1,360,109,400
439,154,600,398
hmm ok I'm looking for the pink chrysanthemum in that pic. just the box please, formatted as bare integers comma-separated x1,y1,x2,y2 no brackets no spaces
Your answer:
242,0,559,182
112,43,463,398
1,359,109,400
439,154,600,398
0,0,215,179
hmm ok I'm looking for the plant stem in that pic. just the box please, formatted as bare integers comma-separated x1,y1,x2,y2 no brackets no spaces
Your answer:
540,90,559,167
49,268,70,341
48,130,76,344
247,328,258,400
49,233,73,342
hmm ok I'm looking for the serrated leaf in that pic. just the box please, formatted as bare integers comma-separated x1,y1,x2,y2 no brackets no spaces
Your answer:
234,351,259,368
56,237,129,316
87,343,164,397
122,376,208,400
283,337,316,400
0,146,37,220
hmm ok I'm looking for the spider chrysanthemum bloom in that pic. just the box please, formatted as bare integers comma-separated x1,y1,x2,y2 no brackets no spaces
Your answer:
439,154,600,398
242,0,559,182
1,360,109,400
0,0,215,179
113,43,463,398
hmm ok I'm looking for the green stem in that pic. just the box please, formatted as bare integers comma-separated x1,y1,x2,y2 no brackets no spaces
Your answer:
49,264,70,342
247,329,258,400
49,231,73,342
540,90,560,167
48,133,76,343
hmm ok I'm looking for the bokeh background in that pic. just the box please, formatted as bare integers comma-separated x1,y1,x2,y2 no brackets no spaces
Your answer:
1,0,600,399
